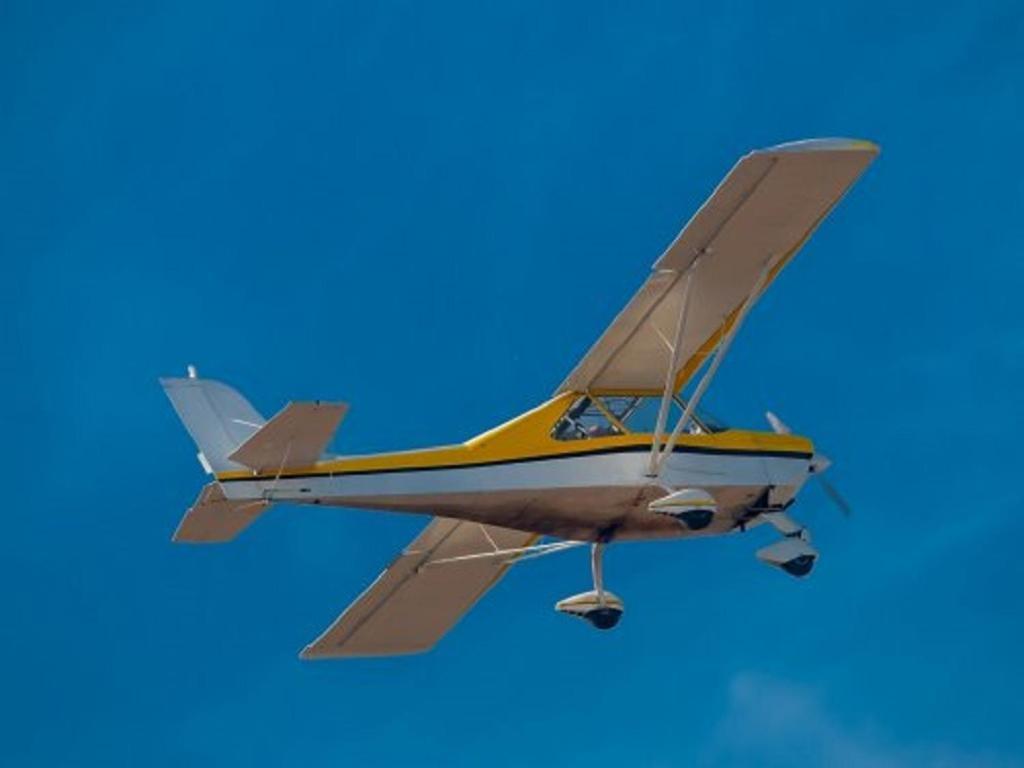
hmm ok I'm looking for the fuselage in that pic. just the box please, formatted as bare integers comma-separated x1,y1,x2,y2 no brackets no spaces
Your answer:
215,392,814,541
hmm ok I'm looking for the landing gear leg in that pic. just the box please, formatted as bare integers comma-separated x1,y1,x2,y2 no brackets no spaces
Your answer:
592,542,605,603
554,542,624,630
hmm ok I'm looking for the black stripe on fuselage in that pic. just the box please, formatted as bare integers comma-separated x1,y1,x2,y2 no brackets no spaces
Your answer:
217,443,813,483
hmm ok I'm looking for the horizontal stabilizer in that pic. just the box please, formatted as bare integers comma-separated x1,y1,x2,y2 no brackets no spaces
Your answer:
228,401,347,473
173,482,272,543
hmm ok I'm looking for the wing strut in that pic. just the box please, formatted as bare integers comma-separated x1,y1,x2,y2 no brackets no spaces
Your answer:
422,539,585,568
647,255,702,475
650,257,773,476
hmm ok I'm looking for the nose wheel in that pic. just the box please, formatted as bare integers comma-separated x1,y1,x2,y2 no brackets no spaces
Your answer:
756,511,819,578
555,543,624,630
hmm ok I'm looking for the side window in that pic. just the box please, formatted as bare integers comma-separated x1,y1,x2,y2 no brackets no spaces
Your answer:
605,396,660,431
552,395,729,440
552,397,624,440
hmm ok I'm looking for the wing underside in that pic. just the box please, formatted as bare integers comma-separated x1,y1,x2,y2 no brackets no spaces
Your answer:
301,518,538,659
558,138,879,394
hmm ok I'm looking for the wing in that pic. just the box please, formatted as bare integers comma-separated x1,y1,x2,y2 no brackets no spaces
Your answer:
557,138,879,394
300,518,538,659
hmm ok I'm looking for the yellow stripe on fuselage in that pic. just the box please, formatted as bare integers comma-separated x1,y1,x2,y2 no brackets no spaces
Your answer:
215,392,813,483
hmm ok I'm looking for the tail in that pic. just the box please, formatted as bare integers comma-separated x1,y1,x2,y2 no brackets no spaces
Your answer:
161,368,347,543
160,371,268,474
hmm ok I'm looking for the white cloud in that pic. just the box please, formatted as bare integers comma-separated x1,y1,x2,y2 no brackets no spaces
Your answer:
699,673,1018,768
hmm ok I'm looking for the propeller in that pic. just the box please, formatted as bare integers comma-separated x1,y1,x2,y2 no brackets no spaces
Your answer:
766,411,852,517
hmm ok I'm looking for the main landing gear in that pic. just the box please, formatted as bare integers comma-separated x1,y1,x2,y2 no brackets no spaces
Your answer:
555,542,624,630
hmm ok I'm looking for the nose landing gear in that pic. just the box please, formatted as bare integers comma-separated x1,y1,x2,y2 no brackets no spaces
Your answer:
555,542,624,630
756,511,819,578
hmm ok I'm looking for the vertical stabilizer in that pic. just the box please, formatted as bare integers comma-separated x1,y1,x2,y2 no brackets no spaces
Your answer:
160,374,266,473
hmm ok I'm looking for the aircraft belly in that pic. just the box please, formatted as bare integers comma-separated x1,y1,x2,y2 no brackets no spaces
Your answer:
325,485,764,541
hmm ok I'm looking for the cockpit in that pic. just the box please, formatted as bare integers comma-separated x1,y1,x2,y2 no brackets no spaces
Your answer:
551,394,728,441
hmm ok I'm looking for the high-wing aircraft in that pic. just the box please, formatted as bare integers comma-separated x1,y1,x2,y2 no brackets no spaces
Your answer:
163,138,878,658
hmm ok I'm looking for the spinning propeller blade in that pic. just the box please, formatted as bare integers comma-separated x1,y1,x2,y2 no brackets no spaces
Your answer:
817,476,853,517
765,411,853,517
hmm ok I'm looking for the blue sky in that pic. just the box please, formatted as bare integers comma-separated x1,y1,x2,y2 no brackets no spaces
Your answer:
3,1,1023,765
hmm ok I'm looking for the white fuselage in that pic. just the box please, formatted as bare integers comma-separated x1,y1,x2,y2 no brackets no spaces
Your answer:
217,446,812,542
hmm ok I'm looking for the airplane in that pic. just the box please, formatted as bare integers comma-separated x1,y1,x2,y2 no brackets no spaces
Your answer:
162,138,878,658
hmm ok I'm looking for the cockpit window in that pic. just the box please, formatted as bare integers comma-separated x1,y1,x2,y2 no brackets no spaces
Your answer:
551,396,624,440
552,395,728,441
694,408,729,434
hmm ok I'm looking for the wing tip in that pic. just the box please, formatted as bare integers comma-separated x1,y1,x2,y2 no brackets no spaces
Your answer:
299,641,342,661
757,137,881,156
298,643,433,660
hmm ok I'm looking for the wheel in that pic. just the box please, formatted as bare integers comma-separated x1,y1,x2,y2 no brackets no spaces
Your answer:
584,606,623,630
781,554,815,577
679,508,714,531
556,590,624,629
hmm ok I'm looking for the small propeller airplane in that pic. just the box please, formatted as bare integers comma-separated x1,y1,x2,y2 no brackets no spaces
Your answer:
163,138,878,658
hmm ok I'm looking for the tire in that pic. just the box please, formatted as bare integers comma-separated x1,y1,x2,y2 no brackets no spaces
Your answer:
781,554,815,578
